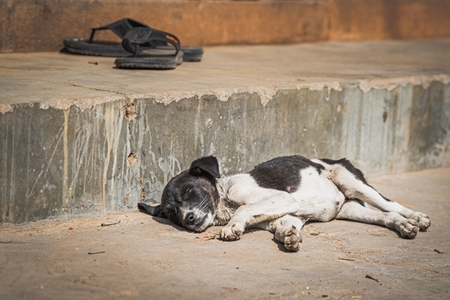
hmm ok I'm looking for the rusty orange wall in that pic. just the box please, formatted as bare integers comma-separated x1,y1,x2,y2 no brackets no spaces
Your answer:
1,0,450,53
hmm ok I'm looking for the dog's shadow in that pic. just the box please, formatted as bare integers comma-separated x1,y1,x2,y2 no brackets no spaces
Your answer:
150,216,191,233
271,238,294,253
148,216,294,252
145,215,413,252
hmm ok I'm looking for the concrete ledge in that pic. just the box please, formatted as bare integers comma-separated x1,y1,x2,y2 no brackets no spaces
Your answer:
1,39,450,223
1,0,450,53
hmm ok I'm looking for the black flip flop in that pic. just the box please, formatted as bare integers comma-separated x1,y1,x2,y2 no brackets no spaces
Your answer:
63,18,203,62
114,27,184,69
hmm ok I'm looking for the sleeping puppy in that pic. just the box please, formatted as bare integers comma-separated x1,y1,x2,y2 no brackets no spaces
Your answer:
138,156,430,251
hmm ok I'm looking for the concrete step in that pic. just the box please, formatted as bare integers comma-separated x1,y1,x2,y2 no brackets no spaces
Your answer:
2,0,450,53
1,39,450,223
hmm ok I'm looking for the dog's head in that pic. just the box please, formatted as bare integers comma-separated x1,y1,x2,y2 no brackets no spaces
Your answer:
139,156,221,232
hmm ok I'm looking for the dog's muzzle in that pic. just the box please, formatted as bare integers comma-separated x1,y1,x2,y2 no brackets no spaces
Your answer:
182,209,214,233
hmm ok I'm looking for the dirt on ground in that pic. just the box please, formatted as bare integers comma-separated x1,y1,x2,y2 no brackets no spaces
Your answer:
1,168,449,299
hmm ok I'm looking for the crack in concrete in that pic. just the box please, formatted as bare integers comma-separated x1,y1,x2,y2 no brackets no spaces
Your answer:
63,81,125,96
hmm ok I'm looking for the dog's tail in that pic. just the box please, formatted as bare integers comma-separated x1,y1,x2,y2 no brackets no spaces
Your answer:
137,203,164,217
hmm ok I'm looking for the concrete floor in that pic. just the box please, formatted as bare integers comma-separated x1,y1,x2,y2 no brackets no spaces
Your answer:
1,167,449,299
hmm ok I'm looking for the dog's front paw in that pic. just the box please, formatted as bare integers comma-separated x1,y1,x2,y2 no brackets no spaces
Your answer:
396,219,419,239
408,212,431,231
283,226,302,252
220,223,244,241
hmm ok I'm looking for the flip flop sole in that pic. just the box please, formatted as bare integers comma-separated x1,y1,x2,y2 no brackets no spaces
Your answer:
114,51,184,70
64,38,128,57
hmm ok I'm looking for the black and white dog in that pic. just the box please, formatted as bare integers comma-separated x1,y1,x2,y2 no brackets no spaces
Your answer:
138,156,430,251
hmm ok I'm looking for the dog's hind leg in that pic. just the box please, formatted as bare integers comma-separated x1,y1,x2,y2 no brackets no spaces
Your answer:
336,200,420,238
315,158,430,232
260,215,306,252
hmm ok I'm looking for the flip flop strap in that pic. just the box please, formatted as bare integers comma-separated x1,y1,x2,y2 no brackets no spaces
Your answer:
88,18,148,43
122,27,181,57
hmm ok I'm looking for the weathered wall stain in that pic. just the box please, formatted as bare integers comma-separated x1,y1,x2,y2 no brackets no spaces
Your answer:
1,82,449,223
409,83,450,169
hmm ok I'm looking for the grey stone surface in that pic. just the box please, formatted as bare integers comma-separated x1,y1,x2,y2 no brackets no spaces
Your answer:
1,39,450,223
1,39,450,110
0,167,449,299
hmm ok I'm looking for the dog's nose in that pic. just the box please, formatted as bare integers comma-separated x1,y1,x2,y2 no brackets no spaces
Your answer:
185,212,196,225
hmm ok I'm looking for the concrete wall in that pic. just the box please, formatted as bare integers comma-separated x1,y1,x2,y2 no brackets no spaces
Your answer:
1,0,450,53
1,81,449,223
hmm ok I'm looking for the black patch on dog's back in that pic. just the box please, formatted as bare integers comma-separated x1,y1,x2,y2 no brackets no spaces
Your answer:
250,155,324,193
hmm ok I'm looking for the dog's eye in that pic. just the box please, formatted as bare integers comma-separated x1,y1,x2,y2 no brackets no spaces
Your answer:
185,187,192,194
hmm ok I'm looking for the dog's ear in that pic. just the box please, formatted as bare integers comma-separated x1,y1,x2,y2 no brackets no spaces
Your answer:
138,203,166,218
189,156,220,178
